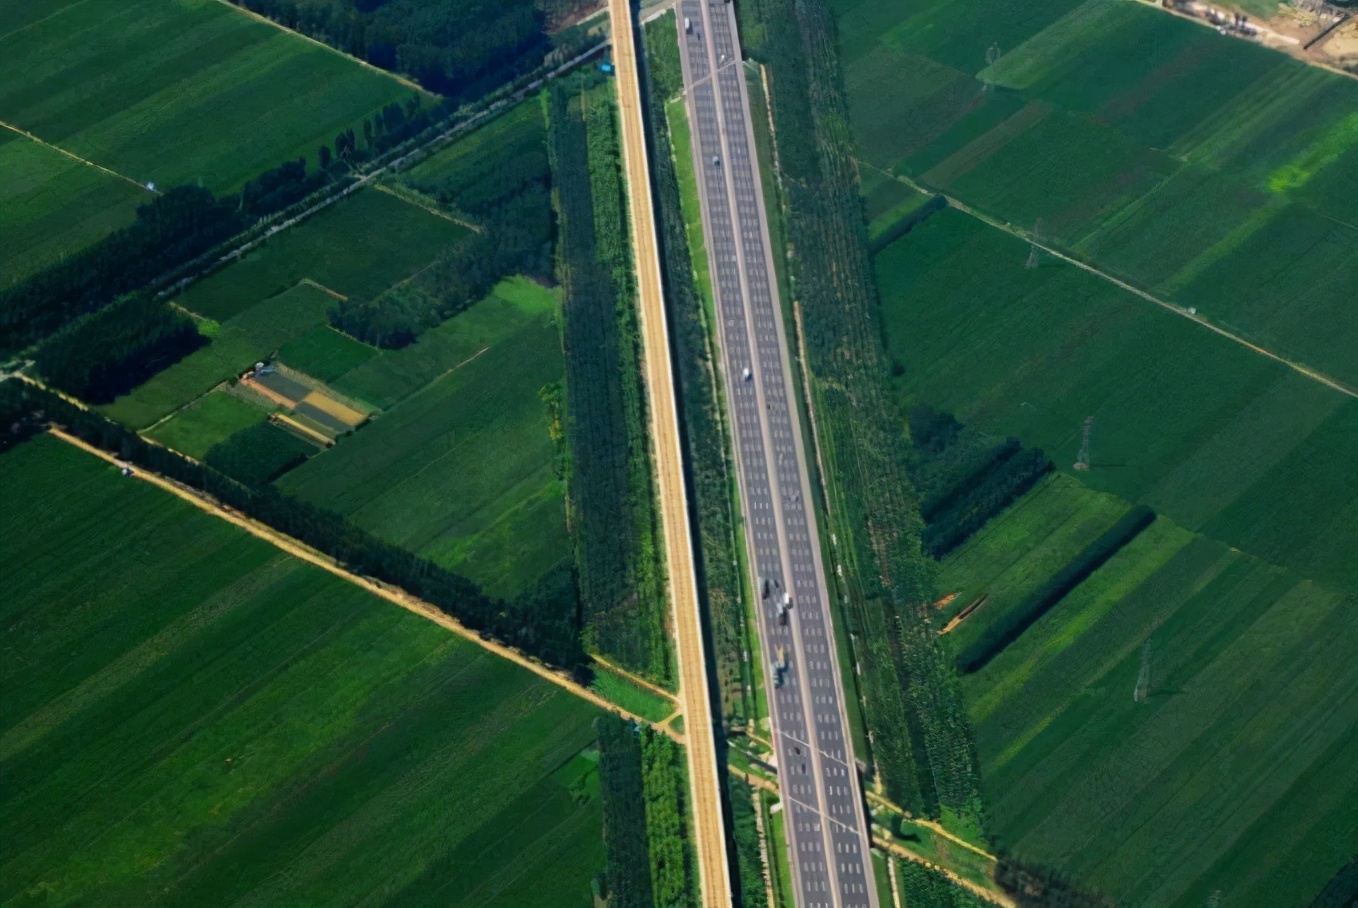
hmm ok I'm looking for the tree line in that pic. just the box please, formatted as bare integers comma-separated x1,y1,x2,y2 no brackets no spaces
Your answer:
0,381,586,669
203,421,317,486
31,297,207,403
736,0,983,819
956,505,1156,674
548,75,670,685
226,0,597,104
994,852,1116,908
331,102,553,346
906,405,1053,558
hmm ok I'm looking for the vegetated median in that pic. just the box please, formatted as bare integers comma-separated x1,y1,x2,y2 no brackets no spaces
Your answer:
736,0,984,823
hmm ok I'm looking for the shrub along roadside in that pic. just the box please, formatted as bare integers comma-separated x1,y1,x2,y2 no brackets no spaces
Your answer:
956,505,1156,674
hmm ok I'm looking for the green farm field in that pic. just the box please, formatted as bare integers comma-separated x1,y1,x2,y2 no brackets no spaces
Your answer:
0,130,148,286
104,189,466,429
0,0,417,195
144,388,273,459
877,209,1357,592
945,476,1358,906
832,0,1358,385
0,435,605,908
279,279,570,599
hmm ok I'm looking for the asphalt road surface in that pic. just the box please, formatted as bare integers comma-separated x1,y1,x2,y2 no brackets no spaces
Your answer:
674,3,878,906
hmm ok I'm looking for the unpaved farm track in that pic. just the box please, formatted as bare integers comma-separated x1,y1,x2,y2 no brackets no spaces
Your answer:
606,0,735,903
45,427,671,737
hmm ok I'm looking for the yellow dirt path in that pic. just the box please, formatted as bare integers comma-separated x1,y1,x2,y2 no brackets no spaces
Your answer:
1,120,153,193
607,0,734,903
45,427,675,738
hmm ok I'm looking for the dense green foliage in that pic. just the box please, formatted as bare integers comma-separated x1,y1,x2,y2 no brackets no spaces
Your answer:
727,776,773,908
144,391,272,460
1,381,585,669
228,0,595,101
737,0,981,817
0,435,605,907
642,13,750,724
0,187,244,356
1309,858,1358,908
548,77,669,684
894,859,988,908
832,0,1358,386
32,296,208,403
203,420,316,486
907,406,1052,558
640,730,697,908
334,101,553,346
956,505,1154,673
953,478,1357,905
596,715,656,908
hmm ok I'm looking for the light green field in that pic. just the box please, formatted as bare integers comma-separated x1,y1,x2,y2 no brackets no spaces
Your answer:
950,476,1357,906
276,325,378,383
143,388,273,459
877,209,1357,593
0,0,418,194
833,0,1358,384
279,279,569,598
589,666,675,724
0,435,605,908
0,131,148,286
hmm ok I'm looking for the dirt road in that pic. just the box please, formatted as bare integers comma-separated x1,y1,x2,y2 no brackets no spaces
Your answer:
605,0,734,903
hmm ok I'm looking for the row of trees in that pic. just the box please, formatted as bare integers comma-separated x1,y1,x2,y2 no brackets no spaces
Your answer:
956,505,1156,673
907,405,1053,558
640,17,752,726
895,860,989,908
331,104,554,346
639,730,696,908
737,0,983,818
1,187,244,356
31,297,207,403
0,382,586,669
547,76,670,685
994,853,1116,908
226,0,595,104
3,149,351,362
596,715,656,908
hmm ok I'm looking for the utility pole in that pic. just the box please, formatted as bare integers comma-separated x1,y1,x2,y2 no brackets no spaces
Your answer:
1074,415,1093,471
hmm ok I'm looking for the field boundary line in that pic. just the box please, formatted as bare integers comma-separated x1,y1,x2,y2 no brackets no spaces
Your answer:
0,120,154,194
592,654,680,702
864,792,996,862
299,278,349,301
212,0,428,93
868,165,1358,400
609,0,735,902
372,182,483,232
43,425,679,739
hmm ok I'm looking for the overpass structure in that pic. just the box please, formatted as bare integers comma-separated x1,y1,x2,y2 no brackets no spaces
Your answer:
674,2,879,906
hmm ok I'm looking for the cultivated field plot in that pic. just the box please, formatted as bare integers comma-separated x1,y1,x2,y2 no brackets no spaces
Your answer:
279,279,570,599
0,436,605,908
143,387,274,460
947,477,1357,906
877,209,1357,593
832,0,1358,385
103,189,466,429
0,130,148,286
0,0,415,194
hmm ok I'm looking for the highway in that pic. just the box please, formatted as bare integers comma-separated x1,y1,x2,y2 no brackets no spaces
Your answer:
674,2,879,906
605,0,735,904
